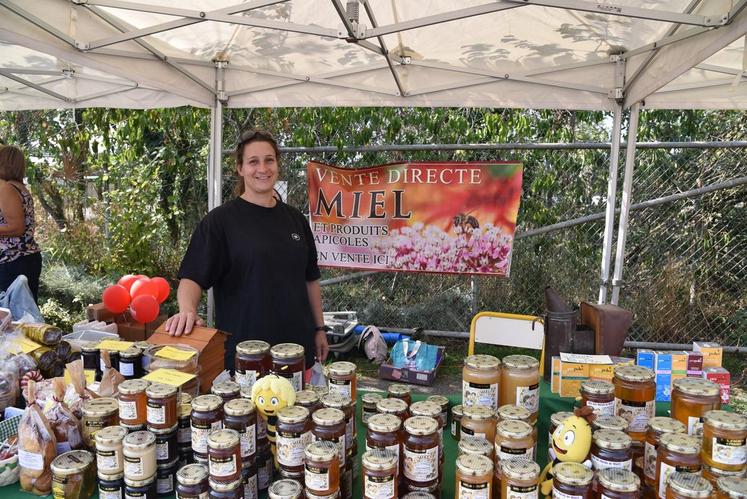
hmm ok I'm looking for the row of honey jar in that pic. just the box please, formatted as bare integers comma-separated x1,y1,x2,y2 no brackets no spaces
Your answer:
461,354,540,418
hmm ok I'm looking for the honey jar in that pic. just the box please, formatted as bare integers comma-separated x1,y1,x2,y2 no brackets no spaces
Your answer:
312,408,347,467
234,340,270,390
223,398,257,463
387,384,412,406
665,472,712,498
451,405,464,439
552,462,594,499
146,382,178,430
270,343,306,391
426,395,450,430
580,379,615,416
151,424,178,465
123,430,157,480
499,457,539,499
208,477,243,499
295,389,321,415
497,404,532,425
366,413,402,465
597,467,641,498
594,414,630,433
462,354,501,410
494,419,535,464
670,378,721,435
715,476,747,498
51,449,97,499
410,401,444,462
321,393,355,454
701,410,747,473
591,429,633,471
256,442,273,491
275,405,312,474
361,393,383,426
376,397,409,424
119,347,143,380
190,394,224,458
645,417,687,487
403,416,440,490
305,440,341,497
124,475,157,499
613,365,656,440
455,453,493,498
362,449,398,499
211,381,241,405
81,397,119,449
177,393,193,446
549,411,574,463
457,436,493,459
98,471,125,499
327,361,357,400
499,355,539,421
207,429,242,483
242,460,258,499
401,493,437,499
461,405,497,443
656,433,702,498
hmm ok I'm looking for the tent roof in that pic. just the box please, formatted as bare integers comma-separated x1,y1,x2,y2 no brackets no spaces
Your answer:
1,0,746,111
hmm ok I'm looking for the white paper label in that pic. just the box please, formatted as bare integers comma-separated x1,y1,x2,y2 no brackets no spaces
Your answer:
644,441,657,481
119,362,134,376
276,430,312,466
462,380,498,410
209,455,237,477
156,441,169,460
97,449,120,472
291,371,303,391
124,456,143,476
157,475,173,494
243,474,257,499
18,449,44,470
615,398,655,433
687,416,704,436
119,400,138,421
553,489,583,499
363,473,396,498
235,369,257,388
147,403,165,425
239,424,256,457
586,399,615,416
497,445,533,462
591,454,632,471
506,484,538,498
712,437,747,466
191,420,223,454
458,481,490,499
403,445,438,482
305,464,331,491
98,488,122,499
328,379,352,399
516,383,539,413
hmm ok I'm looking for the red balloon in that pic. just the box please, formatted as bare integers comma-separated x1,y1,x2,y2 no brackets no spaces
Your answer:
117,274,140,292
131,277,159,299
102,284,131,314
150,277,171,304
130,295,160,324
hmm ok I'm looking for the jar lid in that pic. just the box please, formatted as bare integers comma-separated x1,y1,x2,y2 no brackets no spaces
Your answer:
81,342,100,352
119,379,151,395
224,397,255,416
593,415,628,432
149,423,178,435
362,448,398,471
717,477,747,498
387,384,411,396
51,450,93,475
145,382,178,398
496,419,533,439
209,478,243,492
502,354,539,370
176,463,209,485
673,377,721,397
211,381,241,397
648,417,686,435
598,468,640,492
550,411,574,427
401,493,437,499
464,354,500,370
426,395,449,408
123,430,156,449
367,413,402,433
593,429,632,450
404,416,438,436
270,343,305,359
455,454,493,476
178,393,193,416
498,404,532,422
295,389,320,406
125,475,156,488
463,405,495,421
660,433,701,454
581,379,614,395
82,397,118,416
207,428,240,450
236,340,270,355
277,405,310,424
500,457,540,481
667,472,713,498
98,471,124,481
451,404,464,417
119,346,141,359
410,401,441,419
703,410,747,432
328,361,356,376
192,394,223,412
321,392,352,409
267,478,303,498
614,365,654,382
312,407,345,426
376,397,408,414
304,440,338,463
457,436,492,457
361,393,383,406
95,425,128,445
553,462,594,486
134,341,151,351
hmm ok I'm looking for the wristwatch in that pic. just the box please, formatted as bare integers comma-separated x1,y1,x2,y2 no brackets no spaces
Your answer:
315,325,330,332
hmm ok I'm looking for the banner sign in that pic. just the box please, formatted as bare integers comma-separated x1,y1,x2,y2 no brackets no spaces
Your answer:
307,161,523,275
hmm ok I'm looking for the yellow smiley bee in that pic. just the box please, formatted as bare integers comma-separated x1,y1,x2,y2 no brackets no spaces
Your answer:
539,407,594,497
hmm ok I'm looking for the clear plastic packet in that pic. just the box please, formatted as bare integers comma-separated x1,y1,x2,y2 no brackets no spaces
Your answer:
18,380,57,495
44,378,83,454
64,359,97,420
98,350,124,397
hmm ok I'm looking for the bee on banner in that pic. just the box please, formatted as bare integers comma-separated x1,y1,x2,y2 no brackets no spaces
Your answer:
453,211,480,238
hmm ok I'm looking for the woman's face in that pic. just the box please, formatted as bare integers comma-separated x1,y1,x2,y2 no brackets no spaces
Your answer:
237,140,278,198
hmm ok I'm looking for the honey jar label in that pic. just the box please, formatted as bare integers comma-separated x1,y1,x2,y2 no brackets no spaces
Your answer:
462,381,498,410
643,441,657,480
243,474,258,499
156,440,169,460
277,430,312,466
156,475,173,494
615,398,654,433
657,462,701,498
119,362,135,377
461,426,486,440
209,454,237,477
97,449,119,471
147,402,166,425
305,464,330,490
239,424,257,457
235,369,257,389
516,383,539,413
191,420,223,454
586,400,615,416
458,480,490,498
328,378,352,399
403,446,438,482
119,400,138,421
553,489,584,499
507,484,538,498
687,416,704,436
498,445,533,462
364,474,395,498
590,454,631,471
124,455,144,476
711,437,747,465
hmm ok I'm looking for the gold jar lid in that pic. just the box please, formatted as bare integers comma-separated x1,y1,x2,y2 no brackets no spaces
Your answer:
145,382,178,399
550,411,574,427
119,379,151,395
304,440,338,463
496,419,533,439
236,340,270,356
81,342,100,352
224,398,255,417
51,450,93,476
376,397,408,414
498,404,532,422
673,377,721,397
321,392,352,409
581,379,614,395
452,405,464,418
362,449,398,471
464,354,500,371
267,478,303,498
593,429,632,450
277,405,310,424
270,343,304,360
598,468,640,493
660,433,701,455
295,389,320,406
120,346,141,359
367,413,402,433
209,478,243,493
95,425,128,446
500,457,540,481
716,476,747,497
704,410,747,432
239,385,252,399
312,408,345,426
502,354,539,370
125,475,156,488
553,462,594,486
455,454,493,476
82,397,118,417
614,365,654,382
404,416,438,436
667,472,712,498
207,429,240,450
648,417,686,435
463,405,495,421
176,463,209,486
178,393,193,417
409,401,441,419
328,361,356,377
192,394,223,412
457,436,492,457
123,430,156,449
426,395,449,409
387,384,411,396
593,415,629,432
211,381,241,397
361,393,383,406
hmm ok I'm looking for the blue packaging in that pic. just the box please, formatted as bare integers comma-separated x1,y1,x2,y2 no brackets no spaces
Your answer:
655,373,672,401
636,349,655,370
655,351,672,372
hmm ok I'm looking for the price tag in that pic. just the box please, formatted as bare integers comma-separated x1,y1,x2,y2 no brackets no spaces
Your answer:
15,336,42,354
155,346,196,361
143,368,196,387
97,340,135,351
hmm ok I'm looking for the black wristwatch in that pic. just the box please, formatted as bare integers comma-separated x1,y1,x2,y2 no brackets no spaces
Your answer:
315,325,330,332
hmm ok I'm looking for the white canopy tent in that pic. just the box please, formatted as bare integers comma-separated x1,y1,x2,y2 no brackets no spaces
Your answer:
2,0,746,307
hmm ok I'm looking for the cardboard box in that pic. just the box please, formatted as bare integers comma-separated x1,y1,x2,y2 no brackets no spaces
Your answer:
636,349,655,370
551,356,561,394
379,346,445,386
655,373,672,401
86,302,117,323
589,364,614,381
687,351,703,372
702,367,730,404
116,315,167,342
693,342,722,368
560,378,586,398
655,351,672,372
559,362,589,398
670,351,688,372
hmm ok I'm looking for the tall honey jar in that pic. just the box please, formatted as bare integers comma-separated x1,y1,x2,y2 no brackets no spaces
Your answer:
207,429,242,483
81,397,119,449
410,401,444,462
591,429,633,471
270,343,305,391
462,354,501,410
548,411,574,463
305,440,341,497
119,379,150,427
494,419,534,465
146,382,178,430
457,436,493,460
499,355,539,421
312,408,347,468
645,417,687,488
670,378,721,435
552,462,594,499
275,405,312,474
387,384,412,406
234,340,270,390
597,467,641,498
455,454,492,498
362,449,397,499
715,476,747,499
499,457,539,499
665,472,712,499
656,433,702,498
366,413,403,468
190,394,224,459
327,361,357,400
223,398,257,464
402,416,440,491
580,380,615,416
376,397,409,424
613,365,656,441
461,405,497,443
321,393,355,454
701,410,747,472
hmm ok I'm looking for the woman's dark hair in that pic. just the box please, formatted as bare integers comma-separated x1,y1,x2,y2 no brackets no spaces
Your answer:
234,130,280,196
0,145,27,182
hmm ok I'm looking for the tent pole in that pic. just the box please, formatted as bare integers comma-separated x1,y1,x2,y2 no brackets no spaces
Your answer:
611,103,640,305
598,101,623,304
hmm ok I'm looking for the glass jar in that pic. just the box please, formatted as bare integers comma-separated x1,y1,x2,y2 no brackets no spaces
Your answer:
656,433,702,498
410,401,444,462
451,405,464,439
665,472,712,498
592,429,633,471
146,383,178,430
702,463,745,491
645,417,687,487
234,340,270,390
461,405,497,443
270,343,305,391
178,393,193,446
51,449,96,499
494,419,535,464
295,389,321,415
98,471,125,499
211,381,241,405
256,443,273,491
499,457,540,499
327,361,357,400
597,468,641,498
176,463,209,499
321,393,355,454
151,424,178,465
81,397,119,449
376,397,409,424
156,458,178,496
223,398,257,462
124,475,157,499
552,462,594,499
366,413,402,466
242,459,258,499
81,342,101,380
208,477,243,499
191,395,224,458
305,440,341,497
455,453,492,498
267,478,303,498
499,355,539,421
119,347,143,380
715,476,747,499
549,411,574,463
701,410,747,472
119,379,151,427
426,396,449,429
403,416,440,490
671,378,721,435
96,425,128,475
580,379,615,416
594,415,630,433
275,405,312,473
362,448,397,499
312,408,347,467
613,365,656,440
387,384,412,406
207,429,242,483
123,431,157,480
457,436,493,459
361,393,383,426
462,354,501,410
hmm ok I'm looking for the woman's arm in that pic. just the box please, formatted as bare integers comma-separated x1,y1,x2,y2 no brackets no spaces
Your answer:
163,278,204,336
307,279,329,362
0,181,26,237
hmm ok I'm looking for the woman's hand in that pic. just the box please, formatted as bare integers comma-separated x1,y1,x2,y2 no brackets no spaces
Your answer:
314,329,329,363
163,310,204,336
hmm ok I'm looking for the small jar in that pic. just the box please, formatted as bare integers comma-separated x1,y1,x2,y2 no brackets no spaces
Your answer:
594,415,630,433
451,405,464,439
613,365,656,440
295,389,321,415
223,398,257,462
461,404,497,443
327,361,357,400
119,347,143,379
500,457,540,499
98,471,125,499
146,383,178,430
211,381,241,405
123,431,157,480
426,395,449,429
361,393,383,426
96,425,128,475
191,395,224,458
305,440,341,497
276,405,313,473
124,475,157,499
701,410,747,472
592,429,633,471
257,443,273,491
366,413,402,465
455,454,493,498
552,462,594,499
207,429,242,482
312,408,347,467
362,448,397,499
716,476,747,499
82,397,119,449
51,449,96,499
234,340,271,390
665,472,712,498
702,463,745,490
119,379,151,427
267,479,303,499
156,458,178,496
175,463,209,499
580,379,615,416
242,459,258,499
387,384,412,406
494,419,535,464
671,378,721,435
321,393,355,453
462,354,501,410
81,342,101,380
645,417,687,487
403,416,440,490
208,477,243,499
549,411,574,463
270,343,306,391
656,433,702,498
151,424,178,465
457,436,493,459
376,397,409,424
597,468,641,498
499,355,539,421
178,393,193,446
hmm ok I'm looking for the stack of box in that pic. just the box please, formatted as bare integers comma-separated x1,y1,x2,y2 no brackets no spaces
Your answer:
551,354,633,397
694,342,729,404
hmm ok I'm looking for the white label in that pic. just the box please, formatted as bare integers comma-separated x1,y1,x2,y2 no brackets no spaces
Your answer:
451,420,457,437
243,474,258,499
291,371,303,391
119,400,138,421
305,463,331,491
147,403,165,425
687,416,704,436
497,444,533,462
506,484,538,498
55,441,72,454
235,369,257,388
712,437,747,466
239,424,256,457
276,430,312,466
328,379,352,399
124,456,143,476
191,420,223,454
403,445,438,482
658,462,701,499
366,443,400,465
644,441,657,481
363,473,396,498
553,489,583,499
99,488,122,499
462,380,498,410
458,481,490,499
157,475,173,494
18,449,44,470
119,362,134,376
591,454,632,471
586,399,615,416
615,398,655,433
516,383,539,413
209,455,237,477
97,449,120,472
156,441,168,460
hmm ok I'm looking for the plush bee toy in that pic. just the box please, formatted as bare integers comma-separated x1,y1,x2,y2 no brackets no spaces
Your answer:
251,374,296,465
539,406,595,497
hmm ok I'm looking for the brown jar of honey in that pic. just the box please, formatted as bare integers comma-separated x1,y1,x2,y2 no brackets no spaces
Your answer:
701,410,747,473
362,449,397,499
580,379,615,416
665,472,712,498
270,343,305,392
402,417,440,490
118,379,150,427
613,365,656,441
494,420,535,465
276,406,312,474
552,462,594,499
312,408,347,468
207,429,242,483
321,393,355,455
387,384,412,406
234,340,270,390
376,397,409,424
455,454,492,498
361,393,383,427
461,405,497,443
327,361,357,401
597,467,641,498
305,440,341,497
462,354,501,410
146,382,178,430
644,417,687,487
499,457,540,499
670,378,721,436
499,355,539,421
366,413,402,466
656,433,702,499
591,429,633,471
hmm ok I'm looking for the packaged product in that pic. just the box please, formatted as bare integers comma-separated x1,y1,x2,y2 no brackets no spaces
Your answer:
45,377,84,453
99,350,124,397
18,380,57,495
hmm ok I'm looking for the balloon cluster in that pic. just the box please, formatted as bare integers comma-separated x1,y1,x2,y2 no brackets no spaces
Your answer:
101,275,171,324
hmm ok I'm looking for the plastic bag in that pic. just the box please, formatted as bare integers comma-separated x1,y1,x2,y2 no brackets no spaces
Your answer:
358,325,388,364
44,378,83,454
390,339,438,371
18,380,56,495
65,359,97,419
98,350,124,397
309,361,327,387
